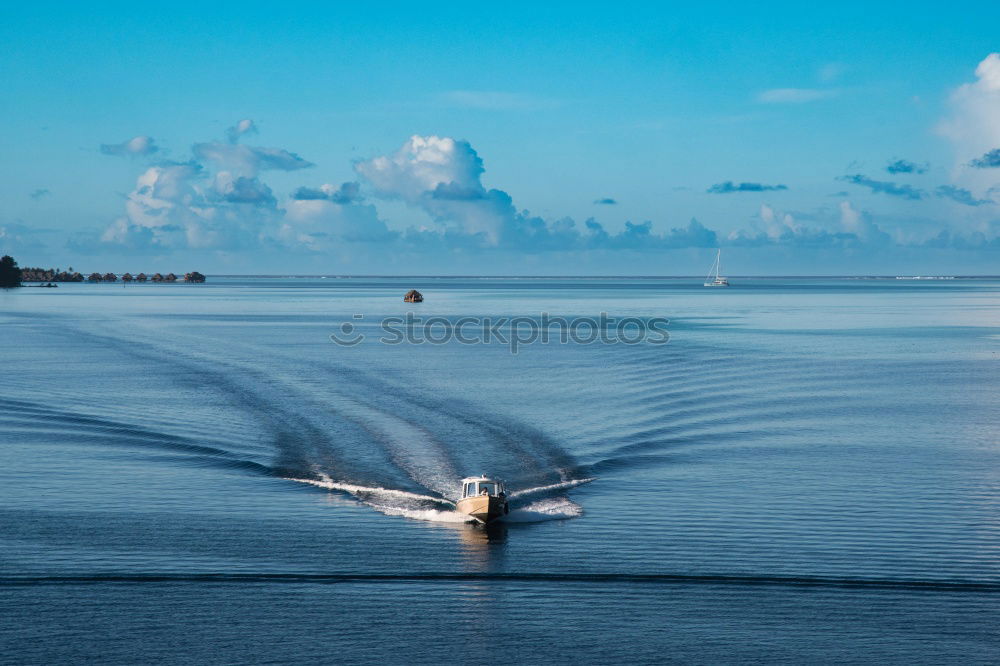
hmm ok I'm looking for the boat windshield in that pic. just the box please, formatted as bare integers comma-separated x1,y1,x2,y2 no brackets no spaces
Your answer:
464,481,502,497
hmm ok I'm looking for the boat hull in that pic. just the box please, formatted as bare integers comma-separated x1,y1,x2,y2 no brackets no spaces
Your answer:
456,495,508,524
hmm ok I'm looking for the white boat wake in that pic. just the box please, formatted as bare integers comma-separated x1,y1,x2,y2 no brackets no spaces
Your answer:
285,471,593,524
284,471,454,506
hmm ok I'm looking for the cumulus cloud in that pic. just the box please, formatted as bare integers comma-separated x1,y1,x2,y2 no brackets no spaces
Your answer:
100,159,283,250
756,88,838,103
226,118,258,143
837,200,891,245
100,135,159,157
727,201,890,249
291,182,363,204
192,142,314,176
214,173,276,206
284,192,395,246
939,53,1000,196
886,159,927,175
574,218,717,250
96,123,388,254
353,135,726,251
356,136,484,203
30,188,50,200
923,229,1000,249
969,148,1000,168
707,181,788,194
91,125,995,260
839,174,924,199
935,185,993,206
355,135,510,244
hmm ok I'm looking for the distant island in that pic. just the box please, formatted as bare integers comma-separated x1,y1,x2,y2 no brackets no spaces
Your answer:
0,255,206,288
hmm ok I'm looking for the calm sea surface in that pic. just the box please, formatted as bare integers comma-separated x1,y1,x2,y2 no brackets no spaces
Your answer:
1,277,999,664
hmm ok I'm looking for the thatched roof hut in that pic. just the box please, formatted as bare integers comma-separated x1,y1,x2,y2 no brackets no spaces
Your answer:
87,272,102,282
151,273,164,282
165,273,177,282
103,272,117,282
122,273,133,282
136,273,147,282
404,289,424,303
184,271,206,283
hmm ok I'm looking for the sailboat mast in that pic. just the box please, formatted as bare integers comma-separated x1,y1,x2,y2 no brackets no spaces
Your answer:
716,249,721,279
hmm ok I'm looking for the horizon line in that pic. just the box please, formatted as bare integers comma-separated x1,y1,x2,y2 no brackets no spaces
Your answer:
203,274,1000,279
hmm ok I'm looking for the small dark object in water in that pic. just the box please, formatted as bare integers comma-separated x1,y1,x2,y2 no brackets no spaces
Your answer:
404,289,423,303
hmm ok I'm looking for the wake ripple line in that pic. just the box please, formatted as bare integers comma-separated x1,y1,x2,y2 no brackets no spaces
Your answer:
2,573,998,592
509,478,596,499
285,474,453,505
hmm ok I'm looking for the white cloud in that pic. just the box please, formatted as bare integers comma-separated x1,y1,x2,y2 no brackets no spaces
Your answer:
939,53,1000,195
355,135,485,203
227,118,258,143
355,135,523,244
758,203,801,238
284,197,395,246
102,161,283,251
192,142,313,177
354,135,727,250
726,201,890,248
100,135,159,157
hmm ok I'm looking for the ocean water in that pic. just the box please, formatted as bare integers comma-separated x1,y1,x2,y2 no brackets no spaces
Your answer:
1,277,998,664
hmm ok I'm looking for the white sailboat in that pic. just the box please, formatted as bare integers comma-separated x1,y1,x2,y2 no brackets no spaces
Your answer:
704,249,729,287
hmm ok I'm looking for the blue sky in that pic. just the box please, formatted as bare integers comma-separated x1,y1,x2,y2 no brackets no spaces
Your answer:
2,2,999,274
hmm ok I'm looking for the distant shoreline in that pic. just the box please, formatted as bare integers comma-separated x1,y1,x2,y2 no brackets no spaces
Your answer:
20,270,206,284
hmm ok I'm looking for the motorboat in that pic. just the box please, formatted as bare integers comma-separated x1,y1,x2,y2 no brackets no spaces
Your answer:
704,249,729,287
456,475,509,524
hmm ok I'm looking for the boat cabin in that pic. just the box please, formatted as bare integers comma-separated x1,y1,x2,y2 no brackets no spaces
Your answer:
461,476,506,499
